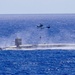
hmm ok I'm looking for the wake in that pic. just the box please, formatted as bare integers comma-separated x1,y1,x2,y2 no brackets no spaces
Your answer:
2,44,75,50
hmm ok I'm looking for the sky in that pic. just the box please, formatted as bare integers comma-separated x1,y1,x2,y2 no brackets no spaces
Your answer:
0,0,75,14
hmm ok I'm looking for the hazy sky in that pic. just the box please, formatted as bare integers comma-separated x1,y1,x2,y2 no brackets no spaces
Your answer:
0,0,75,14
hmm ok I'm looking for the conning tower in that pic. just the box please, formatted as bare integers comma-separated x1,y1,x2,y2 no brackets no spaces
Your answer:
15,38,22,48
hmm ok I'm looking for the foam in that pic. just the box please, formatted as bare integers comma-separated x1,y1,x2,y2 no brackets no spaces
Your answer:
2,44,75,50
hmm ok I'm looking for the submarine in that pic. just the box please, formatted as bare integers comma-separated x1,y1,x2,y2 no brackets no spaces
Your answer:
1,38,75,50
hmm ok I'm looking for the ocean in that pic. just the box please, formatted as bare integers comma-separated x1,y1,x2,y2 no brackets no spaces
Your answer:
0,50,75,75
0,14,75,75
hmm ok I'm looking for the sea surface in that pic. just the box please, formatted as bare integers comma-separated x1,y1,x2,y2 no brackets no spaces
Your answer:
0,50,75,75
0,14,75,75
0,14,75,45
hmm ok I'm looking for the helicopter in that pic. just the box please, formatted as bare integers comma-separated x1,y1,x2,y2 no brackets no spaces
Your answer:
37,23,50,29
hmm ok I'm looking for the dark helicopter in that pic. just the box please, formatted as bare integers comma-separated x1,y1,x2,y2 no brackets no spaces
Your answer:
37,24,44,29
37,24,50,29
46,26,50,29
37,24,51,40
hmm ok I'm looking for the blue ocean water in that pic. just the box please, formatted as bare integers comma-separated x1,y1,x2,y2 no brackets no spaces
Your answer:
0,14,75,45
0,50,75,75
0,14,75,75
